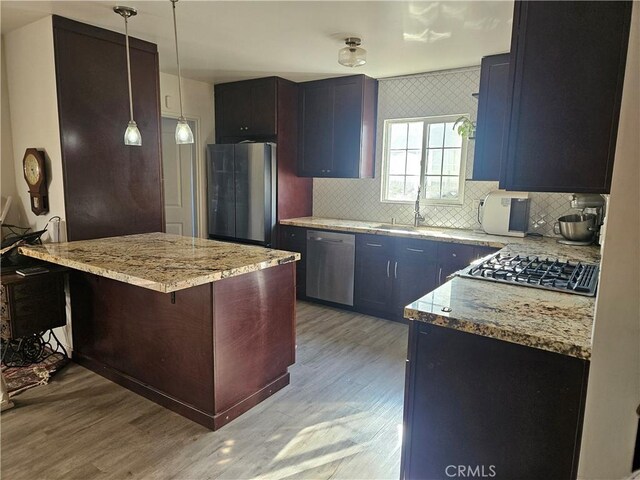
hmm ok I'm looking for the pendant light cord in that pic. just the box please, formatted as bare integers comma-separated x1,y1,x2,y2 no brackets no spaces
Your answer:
124,14,135,122
171,0,185,119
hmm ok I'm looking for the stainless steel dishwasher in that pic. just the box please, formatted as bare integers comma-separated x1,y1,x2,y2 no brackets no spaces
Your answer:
306,230,355,306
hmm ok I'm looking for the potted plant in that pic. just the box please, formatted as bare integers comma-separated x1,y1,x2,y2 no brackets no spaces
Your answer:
453,116,476,140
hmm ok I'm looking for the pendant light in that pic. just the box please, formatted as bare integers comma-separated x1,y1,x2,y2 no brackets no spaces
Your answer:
114,6,142,146
338,37,367,68
170,0,194,144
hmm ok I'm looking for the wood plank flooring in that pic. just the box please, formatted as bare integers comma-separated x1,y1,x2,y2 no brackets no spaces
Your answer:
1,301,408,480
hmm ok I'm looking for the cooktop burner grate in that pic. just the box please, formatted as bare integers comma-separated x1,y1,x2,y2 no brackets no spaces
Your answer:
458,253,599,296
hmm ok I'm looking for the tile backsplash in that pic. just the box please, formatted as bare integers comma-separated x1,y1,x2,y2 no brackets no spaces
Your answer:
313,67,577,237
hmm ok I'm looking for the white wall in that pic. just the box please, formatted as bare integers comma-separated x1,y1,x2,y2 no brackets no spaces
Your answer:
4,16,66,243
159,72,214,238
4,16,72,351
0,38,23,227
578,5,640,478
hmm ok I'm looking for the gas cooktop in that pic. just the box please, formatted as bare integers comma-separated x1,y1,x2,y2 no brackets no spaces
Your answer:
458,253,599,296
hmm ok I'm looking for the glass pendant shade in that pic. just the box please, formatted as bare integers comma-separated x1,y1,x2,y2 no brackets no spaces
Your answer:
124,120,142,146
338,38,366,67
175,117,194,144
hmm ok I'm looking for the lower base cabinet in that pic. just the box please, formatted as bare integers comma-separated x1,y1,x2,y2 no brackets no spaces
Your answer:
278,225,307,298
401,322,589,480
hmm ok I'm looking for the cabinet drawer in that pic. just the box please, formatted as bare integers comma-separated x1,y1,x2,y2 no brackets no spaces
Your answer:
438,243,477,266
396,238,438,258
356,234,395,255
278,226,306,253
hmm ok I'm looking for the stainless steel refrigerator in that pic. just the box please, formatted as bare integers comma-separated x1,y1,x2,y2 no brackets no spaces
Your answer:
207,143,276,247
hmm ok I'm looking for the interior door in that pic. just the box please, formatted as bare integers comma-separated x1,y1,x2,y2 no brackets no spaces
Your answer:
162,117,197,237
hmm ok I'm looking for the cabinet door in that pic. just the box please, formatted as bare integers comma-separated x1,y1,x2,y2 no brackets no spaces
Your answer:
278,225,307,297
402,322,588,480
392,240,438,319
437,243,477,285
298,82,334,176
473,53,510,181
217,84,252,137
501,1,632,193
354,235,394,314
249,78,276,136
332,77,364,178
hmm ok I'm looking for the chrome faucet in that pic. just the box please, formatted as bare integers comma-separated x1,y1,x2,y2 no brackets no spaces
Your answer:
414,187,425,227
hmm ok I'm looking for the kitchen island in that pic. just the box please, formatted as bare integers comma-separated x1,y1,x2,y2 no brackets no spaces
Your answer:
20,233,300,430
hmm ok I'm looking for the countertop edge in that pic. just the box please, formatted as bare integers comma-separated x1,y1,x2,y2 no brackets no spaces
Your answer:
403,307,591,361
19,246,301,293
280,218,513,248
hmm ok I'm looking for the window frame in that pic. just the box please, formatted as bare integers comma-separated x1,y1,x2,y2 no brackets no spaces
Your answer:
380,115,468,206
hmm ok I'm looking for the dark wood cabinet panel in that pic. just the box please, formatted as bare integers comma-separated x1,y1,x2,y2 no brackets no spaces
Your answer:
354,235,394,314
473,53,510,181
298,75,377,178
53,16,164,241
501,1,632,193
278,225,307,297
402,322,588,479
215,77,277,139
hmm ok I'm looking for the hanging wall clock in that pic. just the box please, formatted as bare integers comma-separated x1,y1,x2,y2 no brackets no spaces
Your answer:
22,148,49,215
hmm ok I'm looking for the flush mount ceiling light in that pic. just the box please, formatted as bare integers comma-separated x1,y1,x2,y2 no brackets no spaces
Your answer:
170,0,194,144
114,5,142,146
338,37,367,68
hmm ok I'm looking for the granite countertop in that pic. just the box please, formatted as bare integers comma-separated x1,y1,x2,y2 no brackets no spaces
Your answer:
405,242,601,360
279,216,543,248
19,232,300,293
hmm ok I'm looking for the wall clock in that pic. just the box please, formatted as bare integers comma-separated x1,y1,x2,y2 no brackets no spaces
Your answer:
22,148,49,215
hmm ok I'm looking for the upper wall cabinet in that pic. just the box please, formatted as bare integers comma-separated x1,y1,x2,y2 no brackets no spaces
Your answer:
472,53,510,181
500,1,632,193
215,77,277,140
298,75,378,178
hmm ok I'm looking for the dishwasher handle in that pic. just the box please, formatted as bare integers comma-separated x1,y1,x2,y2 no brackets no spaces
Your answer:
308,236,344,244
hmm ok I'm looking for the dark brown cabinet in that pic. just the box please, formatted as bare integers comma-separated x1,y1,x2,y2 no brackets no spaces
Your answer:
355,236,440,321
500,1,632,193
472,53,510,181
215,77,312,222
437,244,498,284
298,75,377,178
278,225,307,298
215,77,277,139
402,321,589,479
354,235,395,315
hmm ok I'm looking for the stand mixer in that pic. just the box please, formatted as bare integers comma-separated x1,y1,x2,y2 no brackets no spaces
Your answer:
556,194,606,246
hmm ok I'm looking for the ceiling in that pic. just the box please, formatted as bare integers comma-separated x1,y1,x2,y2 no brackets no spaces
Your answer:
0,1,514,85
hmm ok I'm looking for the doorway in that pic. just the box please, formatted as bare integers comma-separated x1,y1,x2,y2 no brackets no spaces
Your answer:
161,117,198,237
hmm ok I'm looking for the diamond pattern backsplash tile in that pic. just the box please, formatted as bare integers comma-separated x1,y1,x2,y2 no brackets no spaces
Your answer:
313,67,576,237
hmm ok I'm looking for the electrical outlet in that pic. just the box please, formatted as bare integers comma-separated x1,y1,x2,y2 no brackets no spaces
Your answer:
472,199,482,211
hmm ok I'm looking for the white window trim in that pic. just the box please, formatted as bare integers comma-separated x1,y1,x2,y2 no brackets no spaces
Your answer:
380,114,468,206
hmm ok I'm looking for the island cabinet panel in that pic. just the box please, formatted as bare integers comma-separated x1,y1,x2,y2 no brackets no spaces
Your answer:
53,16,164,241
70,273,215,417
70,262,296,430
212,263,295,426
500,1,632,193
401,322,589,480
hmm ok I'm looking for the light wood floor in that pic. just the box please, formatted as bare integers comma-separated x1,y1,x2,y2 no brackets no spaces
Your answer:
1,301,408,480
